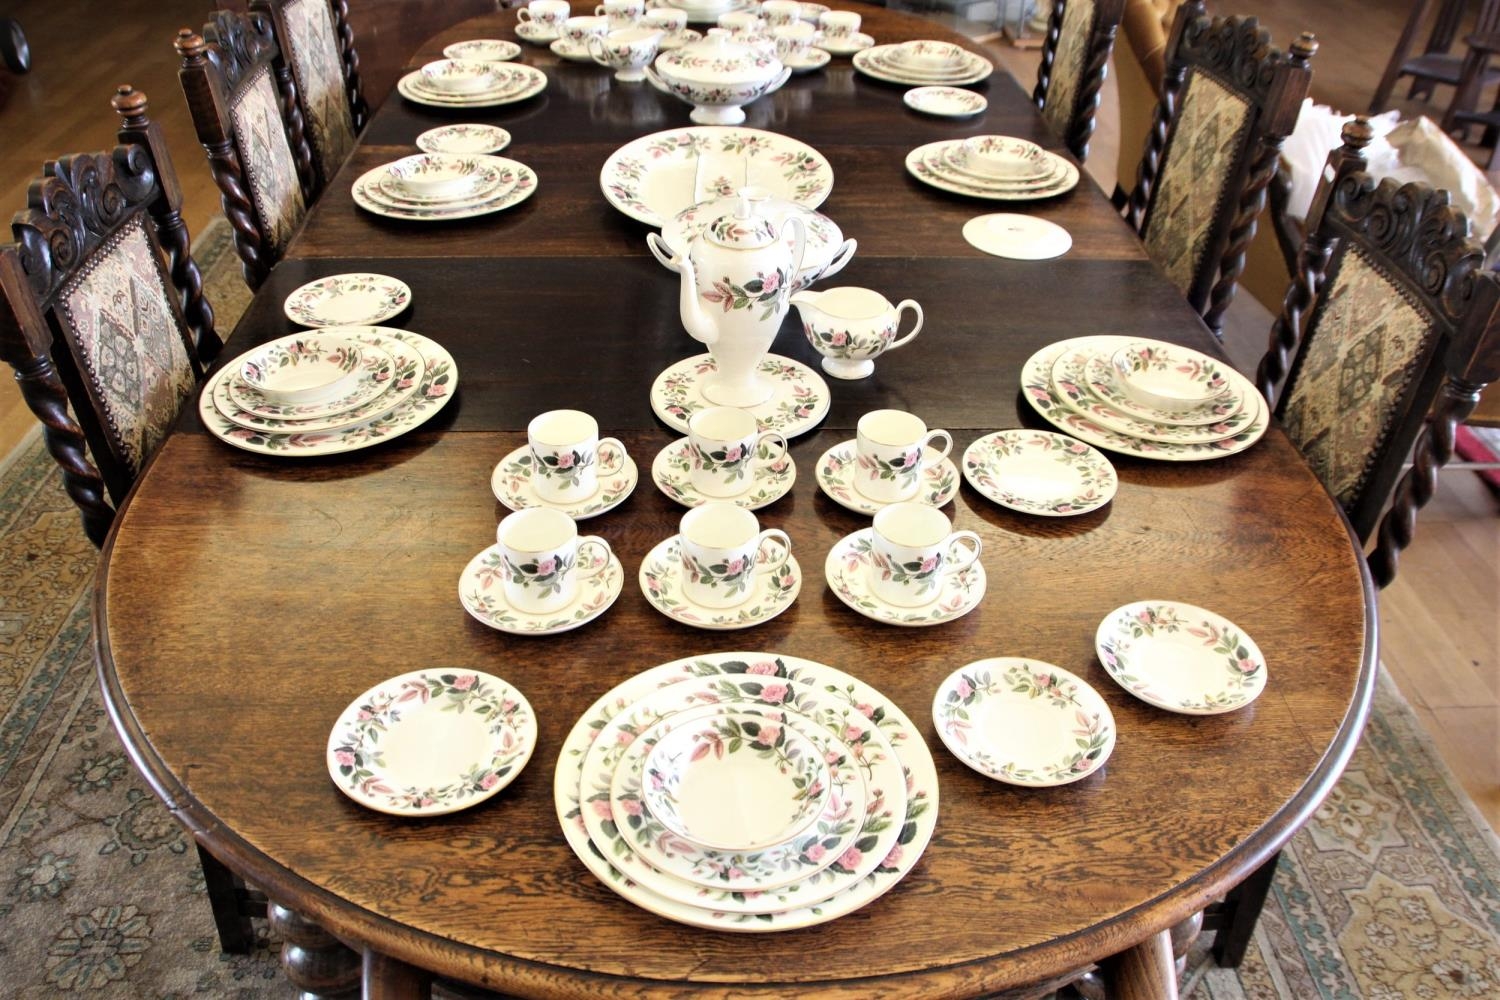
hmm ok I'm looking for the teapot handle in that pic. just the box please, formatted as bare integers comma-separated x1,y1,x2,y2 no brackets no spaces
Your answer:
646,232,682,273
782,215,807,288
887,299,924,351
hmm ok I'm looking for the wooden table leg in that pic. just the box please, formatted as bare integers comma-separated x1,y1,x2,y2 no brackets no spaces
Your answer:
268,901,361,999
1101,930,1179,1000
362,949,433,1000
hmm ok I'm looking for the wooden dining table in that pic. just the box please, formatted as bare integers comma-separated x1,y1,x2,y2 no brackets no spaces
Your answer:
95,3,1376,998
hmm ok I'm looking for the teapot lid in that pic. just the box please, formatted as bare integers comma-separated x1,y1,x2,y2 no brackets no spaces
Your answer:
704,187,778,249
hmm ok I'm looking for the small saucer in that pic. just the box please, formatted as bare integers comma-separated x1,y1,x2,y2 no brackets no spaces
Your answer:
549,37,597,62
962,214,1071,260
443,39,522,62
516,21,560,44
491,444,638,520
815,441,958,514
820,31,874,56
651,438,795,510
904,85,986,118
651,353,830,438
639,535,801,630
825,528,985,627
785,48,831,73
962,429,1116,516
459,545,624,635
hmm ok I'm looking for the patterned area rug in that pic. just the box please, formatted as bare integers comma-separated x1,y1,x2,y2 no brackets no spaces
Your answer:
0,221,1497,997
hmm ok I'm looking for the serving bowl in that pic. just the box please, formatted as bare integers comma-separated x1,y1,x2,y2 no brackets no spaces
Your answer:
647,28,789,124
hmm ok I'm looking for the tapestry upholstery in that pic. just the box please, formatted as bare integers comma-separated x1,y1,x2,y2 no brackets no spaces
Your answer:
228,64,307,257
281,0,355,183
1280,246,1437,509
1041,0,1093,140
1141,68,1252,296
53,215,196,477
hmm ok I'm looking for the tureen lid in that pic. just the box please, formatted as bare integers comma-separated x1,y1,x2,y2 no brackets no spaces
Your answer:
704,187,778,249
656,28,781,85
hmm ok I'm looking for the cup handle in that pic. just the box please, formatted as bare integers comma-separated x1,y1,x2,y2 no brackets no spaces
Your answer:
887,299,924,351
755,528,792,573
575,536,613,578
597,437,627,474
925,428,953,462
945,531,982,575
519,8,534,20
593,3,605,13
754,430,789,468
588,34,608,63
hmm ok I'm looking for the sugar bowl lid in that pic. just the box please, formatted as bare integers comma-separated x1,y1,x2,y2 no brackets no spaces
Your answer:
656,28,781,86
702,187,779,249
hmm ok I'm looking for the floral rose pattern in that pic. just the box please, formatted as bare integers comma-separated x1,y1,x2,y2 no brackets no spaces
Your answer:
1097,602,1266,712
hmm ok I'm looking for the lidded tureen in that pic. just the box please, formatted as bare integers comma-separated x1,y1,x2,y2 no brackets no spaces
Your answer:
646,28,790,125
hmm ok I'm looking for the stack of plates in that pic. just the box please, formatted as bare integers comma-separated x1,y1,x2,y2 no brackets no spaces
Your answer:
667,0,758,24
198,326,457,457
554,651,938,931
352,153,537,221
852,39,992,86
396,61,547,108
905,136,1079,201
1021,334,1268,461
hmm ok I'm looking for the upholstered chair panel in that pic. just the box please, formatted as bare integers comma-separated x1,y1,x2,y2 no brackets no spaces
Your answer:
1281,245,1437,508
55,215,197,476
1041,0,1094,139
1141,69,1251,296
282,0,355,182
229,64,308,256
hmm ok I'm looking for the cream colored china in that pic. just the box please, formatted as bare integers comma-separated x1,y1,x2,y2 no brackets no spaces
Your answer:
771,20,817,61
903,85,986,117
825,528,985,626
283,273,412,327
961,429,1117,516
867,502,980,607
1053,349,1258,445
517,0,571,30
516,20,562,43
961,213,1072,260
791,286,922,380
677,502,791,608
639,535,800,627
957,135,1050,179
659,195,854,293
442,38,522,61
761,0,803,26
352,158,538,220
492,444,638,519
717,9,764,36
1080,348,1246,426
647,188,805,407
642,7,688,32
419,59,506,94
527,409,626,505
815,441,958,513
650,352,831,438
652,437,795,510
384,153,486,198
686,406,788,498
818,30,873,55
596,0,645,29
852,43,991,85
647,29,790,125
395,66,548,108
854,409,951,503
561,13,610,43
1110,341,1232,412
590,26,663,81
226,340,397,423
495,507,612,614
1095,600,1268,714
238,332,363,405
415,124,511,156
459,543,624,635
817,9,860,38
906,141,1081,202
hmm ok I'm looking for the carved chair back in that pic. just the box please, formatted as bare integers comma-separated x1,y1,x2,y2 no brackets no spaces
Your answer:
0,87,220,547
1032,0,1126,164
176,10,312,290
1257,119,1500,587
250,0,367,189
1125,1,1316,338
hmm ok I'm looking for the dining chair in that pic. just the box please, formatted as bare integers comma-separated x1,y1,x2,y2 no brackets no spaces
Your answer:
1032,0,1127,164
1123,0,1315,339
1369,0,1500,114
250,0,367,189
176,9,313,290
1259,116,1500,588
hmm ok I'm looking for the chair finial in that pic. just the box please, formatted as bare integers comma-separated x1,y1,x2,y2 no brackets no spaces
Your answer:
1291,32,1318,65
112,85,148,121
1341,116,1375,152
174,29,205,60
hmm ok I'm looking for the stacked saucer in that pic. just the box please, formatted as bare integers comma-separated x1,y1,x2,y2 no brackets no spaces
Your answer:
198,326,457,457
396,60,547,108
554,651,938,930
906,135,1079,201
852,39,992,86
352,153,537,222
1021,334,1269,461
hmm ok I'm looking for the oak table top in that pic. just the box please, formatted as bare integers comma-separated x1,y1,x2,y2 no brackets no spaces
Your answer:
96,4,1376,998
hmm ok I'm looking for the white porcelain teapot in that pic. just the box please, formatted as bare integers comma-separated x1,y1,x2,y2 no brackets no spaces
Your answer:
647,186,805,407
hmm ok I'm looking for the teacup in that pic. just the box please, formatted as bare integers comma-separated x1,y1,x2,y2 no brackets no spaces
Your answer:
853,409,951,503
792,286,923,380
958,136,1050,180
588,26,662,81
517,0,571,31
717,10,764,37
495,507,612,614
867,503,980,608
641,7,687,34
595,0,644,29
527,409,626,504
561,14,610,44
678,502,790,608
761,0,803,27
818,9,860,39
686,406,789,498
772,21,818,62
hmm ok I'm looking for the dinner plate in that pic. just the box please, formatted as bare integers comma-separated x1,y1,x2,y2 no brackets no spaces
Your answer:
352,159,537,222
283,273,413,327
396,65,547,107
215,341,421,434
459,545,624,635
1021,339,1267,461
932,657,1115,786
227,340,394,420
852,44,992,86
639,535,800,629
198,327,456,457
825,528,985,627
374,157,516,206
237,331,364,405
650,353,830,438
1080,343,1248,427
600,126,833,226
555,651,937,930
1050,348,1260,444
961,430,1117,516
1094,600,1268,714
906,143,1079,201
326,668,536,817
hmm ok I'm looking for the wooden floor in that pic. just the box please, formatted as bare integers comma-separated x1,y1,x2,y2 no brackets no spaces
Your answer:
0,0,1496,832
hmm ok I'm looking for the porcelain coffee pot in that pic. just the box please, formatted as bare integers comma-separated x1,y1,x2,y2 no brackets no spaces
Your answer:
647,186,805,407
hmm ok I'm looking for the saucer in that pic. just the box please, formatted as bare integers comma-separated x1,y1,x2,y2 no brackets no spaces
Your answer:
283,273,412,327
491,444,637,520
650,353,830,438
459,544,624,635
814,441,959,514
639,535,801,630
1094,600,1267,715
825,528,985,627
651,438,795,509
962,214,1072,260
819,31,874,56
785,48,831,73
904,85,986,118
549,37,598,62
443,39,522,62
416,124,512,155
962,429,1116,516
516,21,561,44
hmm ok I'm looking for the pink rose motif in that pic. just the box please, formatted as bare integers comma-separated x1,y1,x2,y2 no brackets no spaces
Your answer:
748,661,778,675
426,384,446,398
825,750,842,765
882,844,903,868
1237,657,1258,673
621,798,643,816
761,270,780,293
856,703,875,719
357,709,373,721
838,846,863,870
1136,610,1153,623
727,867,744,880
480,773,500,789
726,556,746,576
753,723,781,747
557,452,575,469
592,800,612,819
616,730,635,746
725,444,743,462
1034,673,1053,689
334,750,355,767
956,678,974,699
844,725,863,743
759,682,790,703
920,555,939,574
831,331,848,347
453,675,476,690
804,843,827,862
537,556,557,576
